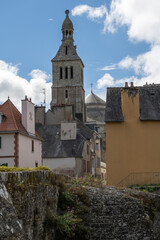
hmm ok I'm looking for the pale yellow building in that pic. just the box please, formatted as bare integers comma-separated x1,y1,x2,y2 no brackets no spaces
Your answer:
105,83,160,187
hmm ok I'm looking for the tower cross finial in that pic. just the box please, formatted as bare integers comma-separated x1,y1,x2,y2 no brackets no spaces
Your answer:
65,10,69,17
91,83,93,93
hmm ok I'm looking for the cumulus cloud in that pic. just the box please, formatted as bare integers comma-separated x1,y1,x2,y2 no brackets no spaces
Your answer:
73,1,160,88
72,5,107,25
105,0,160,44
0,60,51,110
97,73,114,88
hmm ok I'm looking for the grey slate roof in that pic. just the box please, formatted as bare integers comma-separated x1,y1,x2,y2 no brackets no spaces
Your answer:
85,92,106,105
36,120,93,159
139,86,160,120
87,108,105,123
105,85,160,122
105,88,124,122
51,44,83,63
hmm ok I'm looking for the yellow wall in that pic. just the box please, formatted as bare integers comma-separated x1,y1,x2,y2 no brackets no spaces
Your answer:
106,88,160,187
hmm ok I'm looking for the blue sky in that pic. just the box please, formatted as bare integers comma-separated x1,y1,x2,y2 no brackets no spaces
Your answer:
0,0,159,109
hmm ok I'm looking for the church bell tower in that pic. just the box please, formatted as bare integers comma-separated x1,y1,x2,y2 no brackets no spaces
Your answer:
51,10,86,122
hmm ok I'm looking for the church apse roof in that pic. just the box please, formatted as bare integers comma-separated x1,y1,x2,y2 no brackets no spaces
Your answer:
85,92,106,106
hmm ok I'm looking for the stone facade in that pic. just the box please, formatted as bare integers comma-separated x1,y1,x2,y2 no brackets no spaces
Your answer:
51,10,86,122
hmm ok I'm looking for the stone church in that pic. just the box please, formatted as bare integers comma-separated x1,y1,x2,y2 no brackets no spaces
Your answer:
35,10,106,177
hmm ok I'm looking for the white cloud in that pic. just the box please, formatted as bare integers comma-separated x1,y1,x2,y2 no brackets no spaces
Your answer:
100,64,117,71
97,73,114,88
72,1,160,43
0,60,51,110
48,18,53,21
118,45,160,85
105,0,160,44
72,5,107,22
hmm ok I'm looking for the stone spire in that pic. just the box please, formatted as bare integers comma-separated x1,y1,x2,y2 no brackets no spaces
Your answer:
62,10,74,42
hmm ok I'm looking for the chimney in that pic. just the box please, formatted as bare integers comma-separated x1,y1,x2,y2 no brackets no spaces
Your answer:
22,97,35,135
125,82,128,88
130,82,134,87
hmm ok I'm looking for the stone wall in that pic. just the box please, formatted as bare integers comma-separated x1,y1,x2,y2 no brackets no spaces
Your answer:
1,171,160,240
0,171,70,240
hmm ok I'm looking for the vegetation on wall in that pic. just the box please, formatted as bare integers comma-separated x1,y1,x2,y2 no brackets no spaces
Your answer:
0,166,50,172
129,184,160,193
44,175,104,240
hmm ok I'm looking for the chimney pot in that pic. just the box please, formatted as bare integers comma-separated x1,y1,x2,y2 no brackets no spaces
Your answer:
131,82,134,87
125,82,128,88
25,96,28,100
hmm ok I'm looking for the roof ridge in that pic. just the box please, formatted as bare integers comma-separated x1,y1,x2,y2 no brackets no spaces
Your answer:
8,99,18,131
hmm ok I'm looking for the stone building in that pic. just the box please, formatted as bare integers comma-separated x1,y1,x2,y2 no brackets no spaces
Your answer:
105,82,160,187
85,90,106,139
35,10,106,179
50,10,86,122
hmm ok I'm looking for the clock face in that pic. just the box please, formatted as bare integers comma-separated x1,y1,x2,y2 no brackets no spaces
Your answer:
29,112,33,121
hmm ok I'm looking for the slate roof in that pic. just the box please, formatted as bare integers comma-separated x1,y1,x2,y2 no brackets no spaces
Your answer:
139,86,160,120
105,85,160,122
105,88,124,122
36,120,93,158
51,44,84,65
85,92,106,105
0,99,42,140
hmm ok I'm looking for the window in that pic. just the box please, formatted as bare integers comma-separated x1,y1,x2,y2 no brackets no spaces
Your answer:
65,67,68,79
0,136,1,148
66,30,68,38
95,142,99,151
35,162,38,167
70,66,73,79
32,140,34,152
60,67,63,79
87,144,89,155
65,90,68,99
65,46,68,55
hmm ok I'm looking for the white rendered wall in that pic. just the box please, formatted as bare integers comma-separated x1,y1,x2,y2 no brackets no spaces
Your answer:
61,122,76,140
43,157,75,170
0,133,15,166
22,99,35,134
19,134,42,168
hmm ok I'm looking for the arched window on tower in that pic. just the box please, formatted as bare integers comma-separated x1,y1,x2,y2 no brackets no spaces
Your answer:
71,66,73,79
66,30,69,38
65,46,68,55
65,67,68,79
65,90,68,99
60,67,63,79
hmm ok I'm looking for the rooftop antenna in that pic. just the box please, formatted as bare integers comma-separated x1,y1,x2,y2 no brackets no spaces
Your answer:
91,83,93,93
